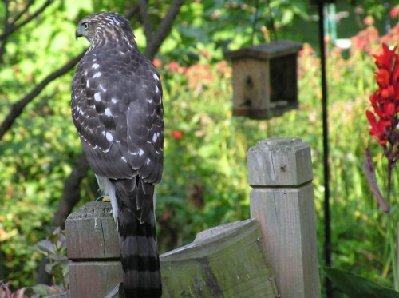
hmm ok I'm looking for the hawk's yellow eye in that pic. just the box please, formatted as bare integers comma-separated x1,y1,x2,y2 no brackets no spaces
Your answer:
82,22,89,29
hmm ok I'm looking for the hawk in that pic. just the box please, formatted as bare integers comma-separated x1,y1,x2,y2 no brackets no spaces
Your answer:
71,12,163,297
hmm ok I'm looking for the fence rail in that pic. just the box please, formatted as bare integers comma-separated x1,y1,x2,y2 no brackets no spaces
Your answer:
63,137,320,298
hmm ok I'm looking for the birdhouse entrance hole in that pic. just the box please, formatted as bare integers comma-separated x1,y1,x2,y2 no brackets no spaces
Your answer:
225,40,302,120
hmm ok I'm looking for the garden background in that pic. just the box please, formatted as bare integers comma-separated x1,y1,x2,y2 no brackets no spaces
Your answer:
0,0,398,296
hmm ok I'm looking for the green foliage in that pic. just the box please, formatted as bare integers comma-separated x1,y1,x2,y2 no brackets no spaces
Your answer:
157,60,252,249
163,0,310,63
356,1,386,18
325,267,399,298
0,280,65,297
0,0,398,292
1,4,314,285
36,228,68,289
0,0,93,287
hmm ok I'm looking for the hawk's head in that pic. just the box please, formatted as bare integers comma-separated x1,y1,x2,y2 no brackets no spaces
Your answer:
76,12,135,47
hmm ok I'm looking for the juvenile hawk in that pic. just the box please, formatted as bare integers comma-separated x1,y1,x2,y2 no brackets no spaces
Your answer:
71,12,163,297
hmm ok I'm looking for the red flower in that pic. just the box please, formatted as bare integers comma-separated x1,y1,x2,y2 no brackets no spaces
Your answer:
385,101,396,117
367,43,399,147
166,61,179,72
375,69,390,87
381,85,395,98
165,61,187,75
373,43,397,69
152,58,162,68
391,6,399,18
171,130,183,140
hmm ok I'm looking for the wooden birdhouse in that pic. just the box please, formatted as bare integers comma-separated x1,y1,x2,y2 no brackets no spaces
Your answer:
224,40,302,120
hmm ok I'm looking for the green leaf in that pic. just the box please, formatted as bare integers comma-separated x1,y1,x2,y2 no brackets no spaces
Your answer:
324,267,399,298
37,239,55,254
32,284,52,295
45,263,55,274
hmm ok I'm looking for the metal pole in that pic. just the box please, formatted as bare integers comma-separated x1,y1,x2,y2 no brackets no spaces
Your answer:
317,1,332,297
385,2,391,33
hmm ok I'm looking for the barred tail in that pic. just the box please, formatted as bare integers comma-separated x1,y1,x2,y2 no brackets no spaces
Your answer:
113,178,161,298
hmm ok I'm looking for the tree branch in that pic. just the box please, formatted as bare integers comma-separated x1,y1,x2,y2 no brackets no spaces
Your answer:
0,3,140,141
12,0,36,24
144,0,185,59
0,51,84,141
0,0,11,62
0,0,54,39
0,0,54,62
52,152,90,228
139,0,152,42
125,2,140,19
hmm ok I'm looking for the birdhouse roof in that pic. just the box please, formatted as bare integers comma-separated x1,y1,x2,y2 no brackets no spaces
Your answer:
225,40,302,60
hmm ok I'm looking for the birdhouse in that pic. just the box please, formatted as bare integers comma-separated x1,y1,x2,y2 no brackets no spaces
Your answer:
224,40,302,120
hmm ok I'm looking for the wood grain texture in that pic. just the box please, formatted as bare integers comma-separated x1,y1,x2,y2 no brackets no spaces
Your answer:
46,292,70,298
66,204,278,298
230,58,271,119
65,201,120,259
65,137,320,297
161,219,278,298
227,42,301,120
248,138,320,298
247,138,313,186
65,202,123,297
69,261,123,298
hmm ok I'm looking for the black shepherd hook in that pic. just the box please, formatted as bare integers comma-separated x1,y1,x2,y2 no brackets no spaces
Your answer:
315,0,332,297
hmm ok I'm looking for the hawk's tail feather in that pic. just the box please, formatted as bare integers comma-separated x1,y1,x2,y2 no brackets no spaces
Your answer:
113,179,161,298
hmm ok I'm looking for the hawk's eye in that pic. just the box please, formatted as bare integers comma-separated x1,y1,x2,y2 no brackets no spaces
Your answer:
82,22,89,29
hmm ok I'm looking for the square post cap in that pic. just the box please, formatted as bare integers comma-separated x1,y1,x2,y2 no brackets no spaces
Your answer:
247,138,313,187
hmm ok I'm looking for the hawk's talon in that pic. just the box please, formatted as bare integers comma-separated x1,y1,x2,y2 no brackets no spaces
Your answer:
96,195,110,202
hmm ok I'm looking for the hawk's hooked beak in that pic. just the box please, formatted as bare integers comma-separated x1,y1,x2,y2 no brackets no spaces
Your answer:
75,25,84,39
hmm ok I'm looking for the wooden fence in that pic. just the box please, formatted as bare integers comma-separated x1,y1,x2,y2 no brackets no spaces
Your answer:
63,137,320,297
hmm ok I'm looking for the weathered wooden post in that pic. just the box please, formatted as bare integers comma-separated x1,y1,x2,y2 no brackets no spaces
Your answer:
247,137,320,298
160,219,278,297
64,137,320,298
65,204,278,298
65,201,123,298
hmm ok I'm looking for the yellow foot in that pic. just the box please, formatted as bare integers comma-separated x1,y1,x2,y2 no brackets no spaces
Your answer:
96,195,110,202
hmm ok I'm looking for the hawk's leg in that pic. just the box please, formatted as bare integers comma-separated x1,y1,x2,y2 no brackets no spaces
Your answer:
95,175,119,224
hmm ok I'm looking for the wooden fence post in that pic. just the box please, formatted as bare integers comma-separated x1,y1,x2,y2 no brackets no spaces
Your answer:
65,203,278,298
63,137,320,298
65,201,122,298
247,137,320,298
160,219,278,297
